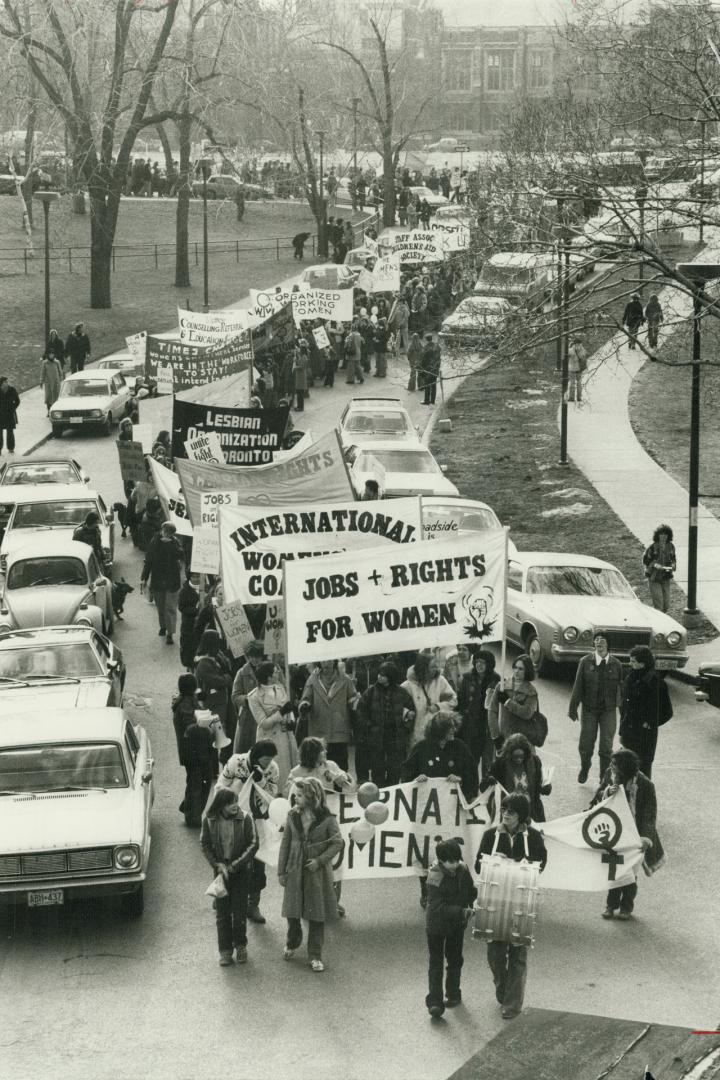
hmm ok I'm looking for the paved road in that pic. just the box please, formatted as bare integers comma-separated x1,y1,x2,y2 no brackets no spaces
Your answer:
1,372,719,1080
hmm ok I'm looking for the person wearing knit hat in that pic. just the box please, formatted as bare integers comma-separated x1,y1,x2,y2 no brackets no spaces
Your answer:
355,662,416,787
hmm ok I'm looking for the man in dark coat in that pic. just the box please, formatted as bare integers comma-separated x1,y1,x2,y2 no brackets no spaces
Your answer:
618,645,672,778
420,333,441,405
292,232,311,260
0,377,20,454
141,521,184,645
355,663,415,786
65,322,91,373
568,633,623,784
622,294,645,349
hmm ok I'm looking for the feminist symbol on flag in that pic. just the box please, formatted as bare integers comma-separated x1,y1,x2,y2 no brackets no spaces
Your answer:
581,806,625,881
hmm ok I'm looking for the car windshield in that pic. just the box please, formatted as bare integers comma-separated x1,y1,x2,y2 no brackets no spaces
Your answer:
357,450,437,474
0,642,100,679
525,565,634,597
12,500,96,529
7,557,87,589
456,300,504,319
346,413,411,434
0,743,127,792
423,506,500,534
60,380,109,398
2,464,78,485
479,265,534,285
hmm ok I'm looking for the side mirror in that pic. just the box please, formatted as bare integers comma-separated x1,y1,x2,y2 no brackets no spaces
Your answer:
141,772,153,785
440,464,448,474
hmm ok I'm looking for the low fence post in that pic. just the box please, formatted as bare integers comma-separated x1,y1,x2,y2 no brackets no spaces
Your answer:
154,244,158,269
236,240,239,262
68,248,72,273
112,246,115,271
276,237,280,261
23,249,27,275
194,241,199,266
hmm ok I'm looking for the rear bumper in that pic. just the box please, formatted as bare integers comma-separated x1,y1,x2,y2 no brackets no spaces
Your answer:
0,870,145,904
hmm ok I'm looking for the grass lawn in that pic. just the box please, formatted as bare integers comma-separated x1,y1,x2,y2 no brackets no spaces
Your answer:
431,255,717,647
0,195,331,392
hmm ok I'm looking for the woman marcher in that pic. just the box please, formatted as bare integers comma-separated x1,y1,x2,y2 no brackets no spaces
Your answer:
355,662,416,787
40,352,64,415
152,430,172,461
278,777,345,972
645,294,663,350
173,673,214,826
246,661,298,790
118,417,134,443
200,788,258,966
457,649,501,778
141,521,184,645
178,574,200,671
46,329,66,370
590,748,663,920
285,737,355,799
618,645,672,778
444,644,475,694
194,628,233,739
481,733,551,822
642,523,676,613
566,334,587,406
488,655,541,751
292,340,309,412
402,652,457,747
217,740,279,925
475,792,547,1019
0,377,20,454
231,640,268,753
373,318,389,378
401,712,478,908
298,659,359,771
406,331,422,391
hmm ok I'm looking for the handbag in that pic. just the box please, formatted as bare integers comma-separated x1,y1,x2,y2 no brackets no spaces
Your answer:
526,710,548,748
205,873,228,899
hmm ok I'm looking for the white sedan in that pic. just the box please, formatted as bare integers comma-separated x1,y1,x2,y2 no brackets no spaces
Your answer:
348,442,459,499
339,397,420,450
408,185,449,210
50,371,133,437
0,708,153,917
439,296,514,350
0,484,114,571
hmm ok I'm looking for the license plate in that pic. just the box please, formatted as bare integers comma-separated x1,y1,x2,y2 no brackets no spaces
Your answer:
69,416,84,424
28,889,64,907
656,658,679,670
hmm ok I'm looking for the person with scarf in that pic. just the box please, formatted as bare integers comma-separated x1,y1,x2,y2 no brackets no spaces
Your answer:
642,523,676,613
589,748,664,920
402,651,457,747
475,792,547,1019
141,521,184,645
425,839,477,1018
488,654,539,751
355,662,416,787
278,777,345,972
481,733,551,822
619,645,672,778
201,788,257,966
246,661,298,789
217,739,279,925
457,649,501,777
298,659,359,772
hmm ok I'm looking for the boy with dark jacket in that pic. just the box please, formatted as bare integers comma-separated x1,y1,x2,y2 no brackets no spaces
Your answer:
425,839,477,1017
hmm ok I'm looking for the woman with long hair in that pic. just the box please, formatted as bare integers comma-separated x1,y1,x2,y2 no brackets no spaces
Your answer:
247,661,298,789
482,733,551,822
284,737,355,800
457,649,501,777
402,651,457,747
194,628,233,741
619,645,672,778
200,788,257,966
642,523,676,613
488,654,539,751
278,777,344,972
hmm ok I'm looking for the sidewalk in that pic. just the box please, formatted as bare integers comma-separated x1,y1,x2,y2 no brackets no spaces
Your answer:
567,247,720,635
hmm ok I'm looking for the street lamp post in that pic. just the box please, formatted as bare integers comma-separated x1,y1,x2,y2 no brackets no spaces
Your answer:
316,129,327,259
352,98,359,180
553,192,573,465
35,191,60,348
676,262,720,625
199,157,213,312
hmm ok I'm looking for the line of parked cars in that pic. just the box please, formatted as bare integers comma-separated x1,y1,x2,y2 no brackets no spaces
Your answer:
0,457,152,920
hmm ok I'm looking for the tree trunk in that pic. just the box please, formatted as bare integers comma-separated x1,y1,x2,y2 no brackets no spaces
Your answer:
89,187,119,309
175,116,192,288
382,136,396,228
156,122,174,177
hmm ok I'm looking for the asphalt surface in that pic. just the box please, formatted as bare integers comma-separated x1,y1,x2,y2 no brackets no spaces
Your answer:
0,388,718,1080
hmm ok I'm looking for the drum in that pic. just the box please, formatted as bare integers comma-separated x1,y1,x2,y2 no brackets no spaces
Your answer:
472,855,541,948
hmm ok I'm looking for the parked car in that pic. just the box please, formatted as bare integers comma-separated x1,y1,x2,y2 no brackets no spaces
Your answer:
473,252,554,311
300,263,355,289
505,551,688,676
439,295,515,351
0,708,152,917
0,626,125,711
0,458,89,533
433,205,474,227
339,398,419,450
420,496,518,556
343,247,376,274
694,662,720,709
50,371,133,437
348,442,459,499
407,185,449,210
0,537,114,637
0,484,114,572
96,353,153,393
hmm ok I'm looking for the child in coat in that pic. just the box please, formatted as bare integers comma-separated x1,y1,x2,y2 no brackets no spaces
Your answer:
425,838,477,1017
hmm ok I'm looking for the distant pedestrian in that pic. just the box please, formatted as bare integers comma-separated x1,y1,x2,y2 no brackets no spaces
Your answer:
142,522,184,645
419,199,432,228
235,186,245,221
566,334,588,405
0,377,20,454
343,323,364,385
645,294,663,349
65,322,91,373
361,479,380,501
421,333,440,406
642,523,676,612
246,661,298,790
392,296,410,357
407,331,422,391
292,232,311,260
178,574,200,671
40,352,64,414
46,329,66,370
201,788,257,967
622,294,645,350
568,633,623,784
424,839,477,1018
619,645,673,778
292,342,309,412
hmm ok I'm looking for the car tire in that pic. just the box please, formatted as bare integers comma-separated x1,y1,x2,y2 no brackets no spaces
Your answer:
101,412,112,436
525,630,553,678
51,423,63,438
121,885,144,919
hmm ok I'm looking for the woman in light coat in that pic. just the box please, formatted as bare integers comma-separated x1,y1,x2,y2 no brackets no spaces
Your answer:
40,352,64,414
402,651,457,746
246,661,298,789
298,660,359,772
278,777,345,971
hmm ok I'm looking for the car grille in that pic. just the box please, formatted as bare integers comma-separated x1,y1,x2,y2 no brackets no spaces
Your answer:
0,848,114,879
598,629,652,653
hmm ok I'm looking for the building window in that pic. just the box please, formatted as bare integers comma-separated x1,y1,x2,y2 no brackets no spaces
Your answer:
444,51,471,91
486,52,515,91
444,105,475,132
529,52,550,90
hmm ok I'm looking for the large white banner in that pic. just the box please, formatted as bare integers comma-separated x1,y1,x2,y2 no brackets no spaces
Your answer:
381,229,445,263
177,307,248,345
291,288,354,326
248,288,293,321
218,497,423,603
371,255,401,293
148,458,193,536
284,532,507,662
430,221,470,251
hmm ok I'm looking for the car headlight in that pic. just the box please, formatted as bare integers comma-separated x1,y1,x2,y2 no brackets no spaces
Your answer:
666,631,682,648
75,615,93,627
89,409,103,418
653,632,666,646
579,629,593,642
114,845,140,870
50,410,62,419
563,626,579,642
0,624,12,635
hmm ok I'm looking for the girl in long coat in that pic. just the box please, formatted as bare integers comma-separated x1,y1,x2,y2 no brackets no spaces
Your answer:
298,660,359,771
0,377,20,454
619,645,672,778
247,660,298,789
46,329,66,370
278,777,344,971
40,353,64,413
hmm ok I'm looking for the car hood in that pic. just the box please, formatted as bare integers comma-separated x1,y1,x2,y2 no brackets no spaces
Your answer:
0,788,143,852
55,395,111,411
0,679,111,711
521,594,683,633
1,585,94,627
